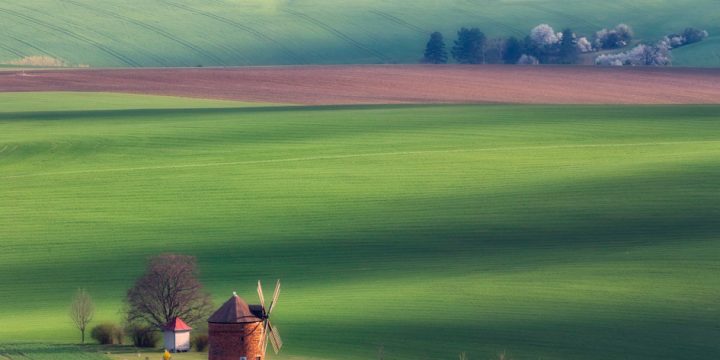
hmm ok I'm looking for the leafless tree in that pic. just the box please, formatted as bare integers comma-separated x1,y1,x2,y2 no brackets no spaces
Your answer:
70,288,94,344
125,254,213,329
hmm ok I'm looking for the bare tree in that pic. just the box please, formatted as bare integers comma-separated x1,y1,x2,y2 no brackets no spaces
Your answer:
70,288,94,344
125,254,213,329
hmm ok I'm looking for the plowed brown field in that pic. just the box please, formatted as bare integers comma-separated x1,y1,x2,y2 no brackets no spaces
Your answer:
2,65,720,105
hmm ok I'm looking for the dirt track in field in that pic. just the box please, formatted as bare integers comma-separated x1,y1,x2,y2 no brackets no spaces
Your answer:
2,65,720,105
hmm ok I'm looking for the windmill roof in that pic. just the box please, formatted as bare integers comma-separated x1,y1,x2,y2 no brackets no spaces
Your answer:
208,294,263,323
163,317,192,331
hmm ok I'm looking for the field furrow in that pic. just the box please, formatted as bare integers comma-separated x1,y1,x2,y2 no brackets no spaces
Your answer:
160,0,307,65
0,7,140,67
282,9,390,63
58,0,227,66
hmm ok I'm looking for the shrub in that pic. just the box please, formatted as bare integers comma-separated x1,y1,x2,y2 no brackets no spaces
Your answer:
664,28,709,49
683,28,709,44
193,334,209,352
595,41,671,66
517,54,539,65
577,37,593,53
114,326,125,345
615,24,634,42
90,323,122,345
126,323,158,348
595,24,634,49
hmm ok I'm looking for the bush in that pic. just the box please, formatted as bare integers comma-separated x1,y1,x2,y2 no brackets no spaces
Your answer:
577,37,593,53
126,323,158,348
114,326,125,345
683,28,709,44
517,54,539,65
90,323,123,345
595,24,634,49
595,41,671,66
193,334,209,352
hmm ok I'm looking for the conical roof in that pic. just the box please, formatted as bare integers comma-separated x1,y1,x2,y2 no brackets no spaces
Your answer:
163,317,192,331
208,293,263,323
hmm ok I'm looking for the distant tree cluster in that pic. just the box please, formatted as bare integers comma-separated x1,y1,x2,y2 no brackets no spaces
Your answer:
595,27,710,66
595,42,671,66
421,24,586,65
664,27,709,48
421,23,709,67
66,254,212,348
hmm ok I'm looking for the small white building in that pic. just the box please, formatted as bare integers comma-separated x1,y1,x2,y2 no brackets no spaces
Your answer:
162,317,192,352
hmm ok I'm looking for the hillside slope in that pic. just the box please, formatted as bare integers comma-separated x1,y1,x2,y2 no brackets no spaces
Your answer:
0,0,718,67
1,93,719,359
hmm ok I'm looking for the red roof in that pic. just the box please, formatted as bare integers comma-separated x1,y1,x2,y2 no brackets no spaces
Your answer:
208,293,263,324
163,317,192,331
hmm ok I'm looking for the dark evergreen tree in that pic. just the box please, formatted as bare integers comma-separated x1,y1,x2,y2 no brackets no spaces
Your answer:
503,36,523,64
452,27,486,64
422,32,448,64
558,28,578,64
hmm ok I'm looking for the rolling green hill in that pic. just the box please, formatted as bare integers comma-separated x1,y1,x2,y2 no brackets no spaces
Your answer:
1,93,719,359
0,0,718,67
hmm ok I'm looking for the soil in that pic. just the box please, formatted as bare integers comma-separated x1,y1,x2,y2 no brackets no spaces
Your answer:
1,65,720,105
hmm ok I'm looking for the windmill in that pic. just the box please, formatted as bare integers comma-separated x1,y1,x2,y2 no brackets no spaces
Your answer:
257,280,284,357
207,281,284,360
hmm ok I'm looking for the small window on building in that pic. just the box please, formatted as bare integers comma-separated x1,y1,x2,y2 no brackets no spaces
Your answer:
240,357,247,360
256,357,262,360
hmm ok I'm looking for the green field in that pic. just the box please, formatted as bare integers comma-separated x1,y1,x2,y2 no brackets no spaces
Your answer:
0,0,718,67
0,343,110,360
1,93,720,359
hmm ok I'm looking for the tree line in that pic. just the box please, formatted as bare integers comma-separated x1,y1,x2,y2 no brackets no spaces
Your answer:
423,24,709,66
422,26,585,65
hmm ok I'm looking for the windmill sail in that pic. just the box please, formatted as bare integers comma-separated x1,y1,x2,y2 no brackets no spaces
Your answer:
257,279,282,356
268,321,283,354
261,320,270,357
257,280,266,310
268,280,281,315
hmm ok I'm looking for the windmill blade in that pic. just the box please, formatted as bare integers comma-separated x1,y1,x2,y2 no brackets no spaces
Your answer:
268,320,283,354
257,280,266,310
267,280,281,315
262,320,270,358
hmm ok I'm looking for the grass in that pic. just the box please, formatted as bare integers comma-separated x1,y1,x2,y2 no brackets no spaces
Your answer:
673,36,720,67
0,344,263,360
0,92,269,113
0,343,110,360
1,93,719,359
0,1,718,67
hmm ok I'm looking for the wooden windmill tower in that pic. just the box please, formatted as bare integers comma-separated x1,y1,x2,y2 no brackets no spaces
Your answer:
208,280,284,360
